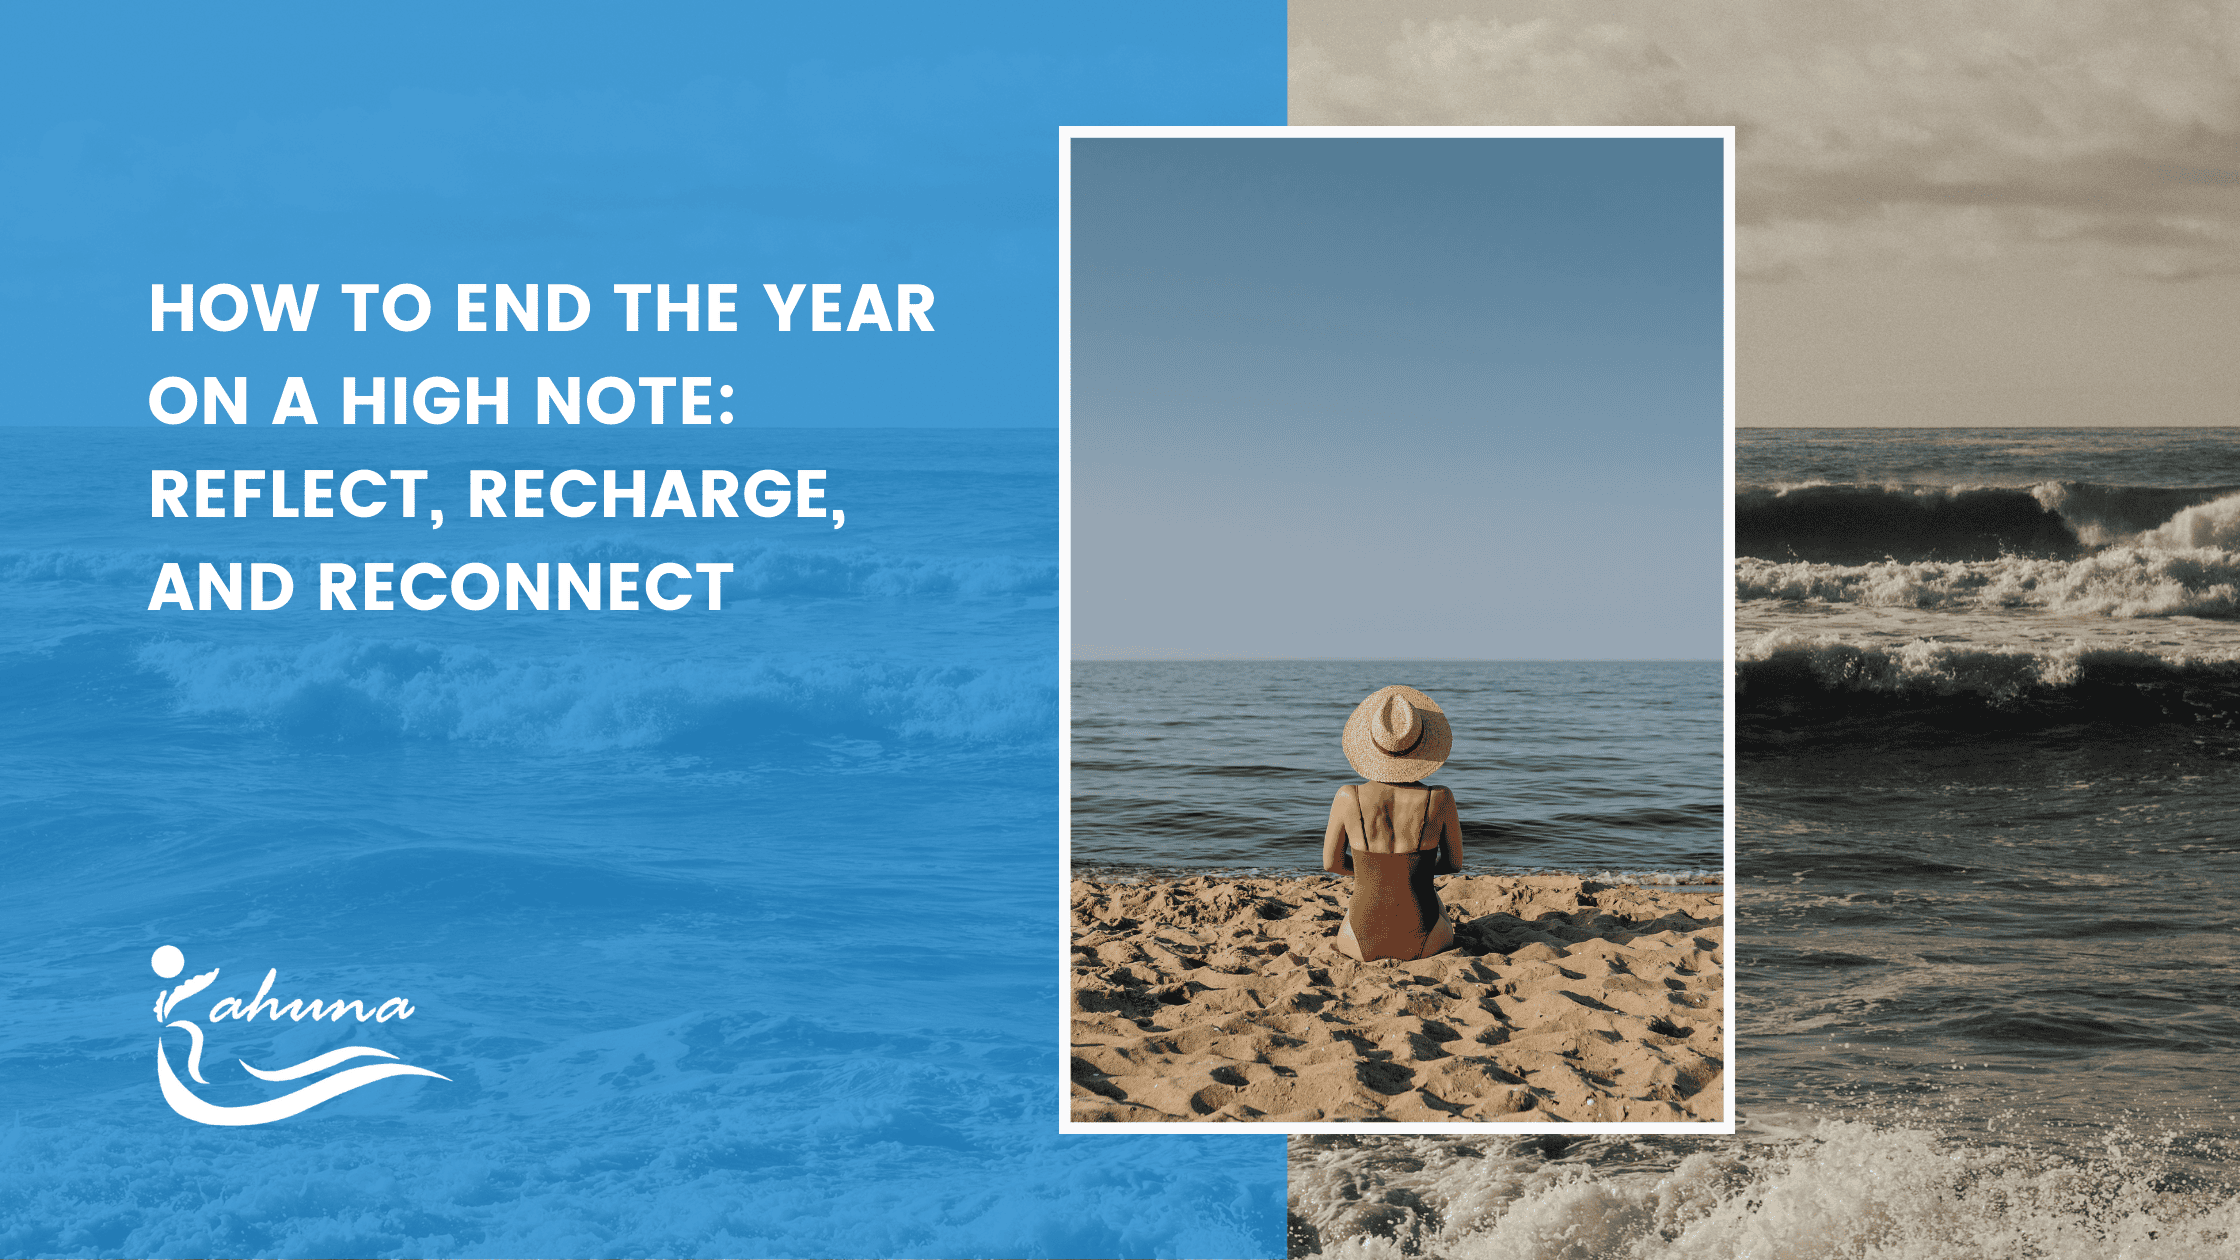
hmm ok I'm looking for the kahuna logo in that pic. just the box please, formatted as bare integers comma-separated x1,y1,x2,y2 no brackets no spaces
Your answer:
151,944,447,1125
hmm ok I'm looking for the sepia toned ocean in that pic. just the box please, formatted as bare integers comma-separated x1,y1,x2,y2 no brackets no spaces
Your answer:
1286,429,2240,1258
1734,426,2240,1203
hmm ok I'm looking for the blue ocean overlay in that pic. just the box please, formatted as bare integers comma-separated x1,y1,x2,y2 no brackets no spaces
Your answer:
5,3,1290,1255
0,427,1281,1258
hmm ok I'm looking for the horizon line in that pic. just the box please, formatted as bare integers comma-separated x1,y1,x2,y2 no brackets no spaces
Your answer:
1738,422,2240,430
1070,655,1720,663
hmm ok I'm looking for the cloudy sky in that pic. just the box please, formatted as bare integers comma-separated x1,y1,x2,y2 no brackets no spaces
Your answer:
1293,0,2238,427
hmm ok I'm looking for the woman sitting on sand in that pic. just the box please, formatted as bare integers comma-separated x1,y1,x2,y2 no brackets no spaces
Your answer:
1322,685,1464,961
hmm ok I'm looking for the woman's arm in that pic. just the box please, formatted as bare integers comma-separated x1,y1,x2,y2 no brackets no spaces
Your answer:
1323,785,1356,873
1436,787,1463,875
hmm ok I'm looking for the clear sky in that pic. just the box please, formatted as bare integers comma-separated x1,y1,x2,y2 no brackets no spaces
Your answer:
1070,137,1724,660
1293,0,2238,429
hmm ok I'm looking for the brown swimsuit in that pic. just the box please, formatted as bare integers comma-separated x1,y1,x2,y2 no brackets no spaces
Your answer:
1334,783,1459,961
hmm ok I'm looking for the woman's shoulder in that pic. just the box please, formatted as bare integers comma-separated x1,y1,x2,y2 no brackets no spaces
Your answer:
1331,783,1360,802
1405,782,1453,808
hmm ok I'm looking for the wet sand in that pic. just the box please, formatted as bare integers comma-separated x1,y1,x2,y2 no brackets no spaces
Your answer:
1070,874,1724,1123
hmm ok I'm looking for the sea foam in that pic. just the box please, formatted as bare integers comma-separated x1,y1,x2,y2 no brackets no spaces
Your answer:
1737,628,2240,705
2138,492,2240,552
1738,547,2240,619
1291,1123,2240,1259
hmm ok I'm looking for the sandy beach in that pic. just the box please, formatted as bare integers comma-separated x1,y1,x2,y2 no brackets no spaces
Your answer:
1070,873,1724,1123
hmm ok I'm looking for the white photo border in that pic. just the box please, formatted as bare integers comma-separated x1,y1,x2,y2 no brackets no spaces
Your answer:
1058,124,1738,1136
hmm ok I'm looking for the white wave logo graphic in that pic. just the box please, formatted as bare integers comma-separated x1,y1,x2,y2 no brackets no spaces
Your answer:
150,944,447,1126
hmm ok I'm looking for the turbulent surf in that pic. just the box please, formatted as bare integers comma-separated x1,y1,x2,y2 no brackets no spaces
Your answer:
1720,427,2240,1242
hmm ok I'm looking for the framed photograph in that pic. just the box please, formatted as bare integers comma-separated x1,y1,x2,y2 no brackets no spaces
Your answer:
1060,126,1736,1132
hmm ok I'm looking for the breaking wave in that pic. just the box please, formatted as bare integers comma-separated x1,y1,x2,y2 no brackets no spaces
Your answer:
1735,630,2240,727
2134,493,2240,552
1738,483,2240,563
1738,548,2240,619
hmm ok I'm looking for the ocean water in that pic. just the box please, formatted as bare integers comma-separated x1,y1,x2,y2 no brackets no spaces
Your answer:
1736,427,2240,1161
0,426,1284,1259
1286,429,2240,1258
1069,660,1723,880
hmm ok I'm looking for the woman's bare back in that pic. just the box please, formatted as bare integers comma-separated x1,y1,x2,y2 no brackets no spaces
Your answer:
1346,782,1441,853
1323,782,1463,867
1322,782,1464,961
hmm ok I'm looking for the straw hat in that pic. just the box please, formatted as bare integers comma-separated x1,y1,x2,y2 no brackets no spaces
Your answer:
1341,685,1452,783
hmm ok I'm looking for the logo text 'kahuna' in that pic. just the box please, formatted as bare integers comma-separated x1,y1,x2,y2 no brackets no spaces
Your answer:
188,966,417,1025
151,944,447,1126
